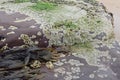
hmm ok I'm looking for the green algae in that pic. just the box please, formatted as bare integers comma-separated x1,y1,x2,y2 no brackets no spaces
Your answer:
53,20,78,29
78,15,103,31
73,41,93,51
30,1,58,11
51,14,103,44
45,13,104,49
14,0,29,3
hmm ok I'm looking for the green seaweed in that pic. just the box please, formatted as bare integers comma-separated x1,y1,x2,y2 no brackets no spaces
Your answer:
53,20,78,29
78,15,103,31
14,0,29,3
30,1,58,11
72,41,93,51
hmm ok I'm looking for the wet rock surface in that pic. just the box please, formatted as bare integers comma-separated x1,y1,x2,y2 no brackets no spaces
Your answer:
40,41,120,80
0,11,49,48
1,41,120,80
0,0,119,80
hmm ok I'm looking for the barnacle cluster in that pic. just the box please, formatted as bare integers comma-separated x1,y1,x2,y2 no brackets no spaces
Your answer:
20,34,34,46
43,15,104,50
30,60,41,68
26,1,109,50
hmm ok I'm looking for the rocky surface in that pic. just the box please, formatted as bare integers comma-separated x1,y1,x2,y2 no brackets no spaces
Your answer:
0,0,120,80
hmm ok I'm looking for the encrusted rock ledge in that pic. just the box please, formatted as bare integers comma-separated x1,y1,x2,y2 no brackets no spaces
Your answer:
0,0,119,80
0,0,114,48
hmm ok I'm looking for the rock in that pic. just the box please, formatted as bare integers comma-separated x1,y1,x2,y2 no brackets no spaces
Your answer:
0,0,116,80
0,0,114,50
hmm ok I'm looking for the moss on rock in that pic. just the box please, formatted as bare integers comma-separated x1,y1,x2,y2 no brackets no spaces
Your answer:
30,1,58,11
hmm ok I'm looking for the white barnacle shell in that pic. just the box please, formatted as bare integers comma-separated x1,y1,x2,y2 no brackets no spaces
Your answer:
31,35,37,39
46,61,54,69
37,31,42,36
34,41,39,45
30,60,41,68
29,25,36,28
20,34,34,45
0,26,6,31
0,44,8,51
8,26,18,30
1,38,6,42
7,31,15,35
89,74,95,79
0,26,4,29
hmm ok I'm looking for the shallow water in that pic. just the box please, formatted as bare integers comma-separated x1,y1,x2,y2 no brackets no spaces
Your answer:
98,0,120,41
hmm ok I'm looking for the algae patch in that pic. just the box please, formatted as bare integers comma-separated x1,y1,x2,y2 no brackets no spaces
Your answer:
53,20,78,29
44,14,104,49
72,41,93,51
30,1,58,11
78,15,103,31
14,0,29,3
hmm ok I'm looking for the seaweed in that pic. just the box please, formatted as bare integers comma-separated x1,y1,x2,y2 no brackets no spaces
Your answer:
30,1,58,11
0,45,65,79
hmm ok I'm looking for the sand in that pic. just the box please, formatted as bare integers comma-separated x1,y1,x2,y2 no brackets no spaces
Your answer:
98,0,120,41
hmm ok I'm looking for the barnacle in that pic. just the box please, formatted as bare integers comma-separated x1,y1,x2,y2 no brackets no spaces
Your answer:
46,61,54,69
20,34,34,46
30,60,41,68
0,44,8,53
8,26,18,30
